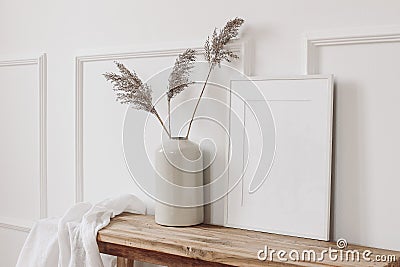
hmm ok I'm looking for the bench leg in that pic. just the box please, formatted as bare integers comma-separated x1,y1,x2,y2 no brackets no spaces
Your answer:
117,257,134,267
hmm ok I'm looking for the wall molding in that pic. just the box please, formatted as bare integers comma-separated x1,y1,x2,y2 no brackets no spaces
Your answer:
303,28,400,242
75,41,250,203
0,54,47,232
303,28,400,74
0,217,32,233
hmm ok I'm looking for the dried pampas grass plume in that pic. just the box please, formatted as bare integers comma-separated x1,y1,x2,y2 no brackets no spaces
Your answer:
167,48,196,101
103,17,245,139
186,17,244,138
103,62,170,136
166,48,197,134
103,62,154,113
204,17,244,66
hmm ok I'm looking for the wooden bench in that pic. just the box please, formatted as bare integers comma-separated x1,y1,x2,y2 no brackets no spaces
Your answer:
97,213,400,267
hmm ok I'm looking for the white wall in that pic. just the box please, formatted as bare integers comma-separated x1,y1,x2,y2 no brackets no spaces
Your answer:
1,0,400,265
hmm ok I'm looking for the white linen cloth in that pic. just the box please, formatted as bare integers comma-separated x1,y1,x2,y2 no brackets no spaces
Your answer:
16,194,146,267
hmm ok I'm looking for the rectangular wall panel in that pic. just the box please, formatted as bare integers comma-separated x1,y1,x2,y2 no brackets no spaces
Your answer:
0,56,47,231
76,45,248,225
306,31,400,250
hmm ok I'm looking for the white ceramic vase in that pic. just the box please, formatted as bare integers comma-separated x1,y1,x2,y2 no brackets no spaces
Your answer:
154,137,204,226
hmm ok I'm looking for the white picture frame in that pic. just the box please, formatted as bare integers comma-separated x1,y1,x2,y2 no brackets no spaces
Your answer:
225,75,333,241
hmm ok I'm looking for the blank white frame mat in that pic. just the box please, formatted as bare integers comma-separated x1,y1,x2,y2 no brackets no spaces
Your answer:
226,75,333,241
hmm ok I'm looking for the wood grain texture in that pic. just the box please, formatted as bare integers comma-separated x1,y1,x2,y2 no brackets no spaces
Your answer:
97,213,400,267
116,257,134,267
103,242,230,267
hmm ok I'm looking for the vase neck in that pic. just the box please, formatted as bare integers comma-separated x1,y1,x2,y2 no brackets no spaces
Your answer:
170,136,188,141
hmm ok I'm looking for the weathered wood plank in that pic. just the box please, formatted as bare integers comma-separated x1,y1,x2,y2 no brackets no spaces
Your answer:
97,213,400,267
116,257,134,267
100,242,232,267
